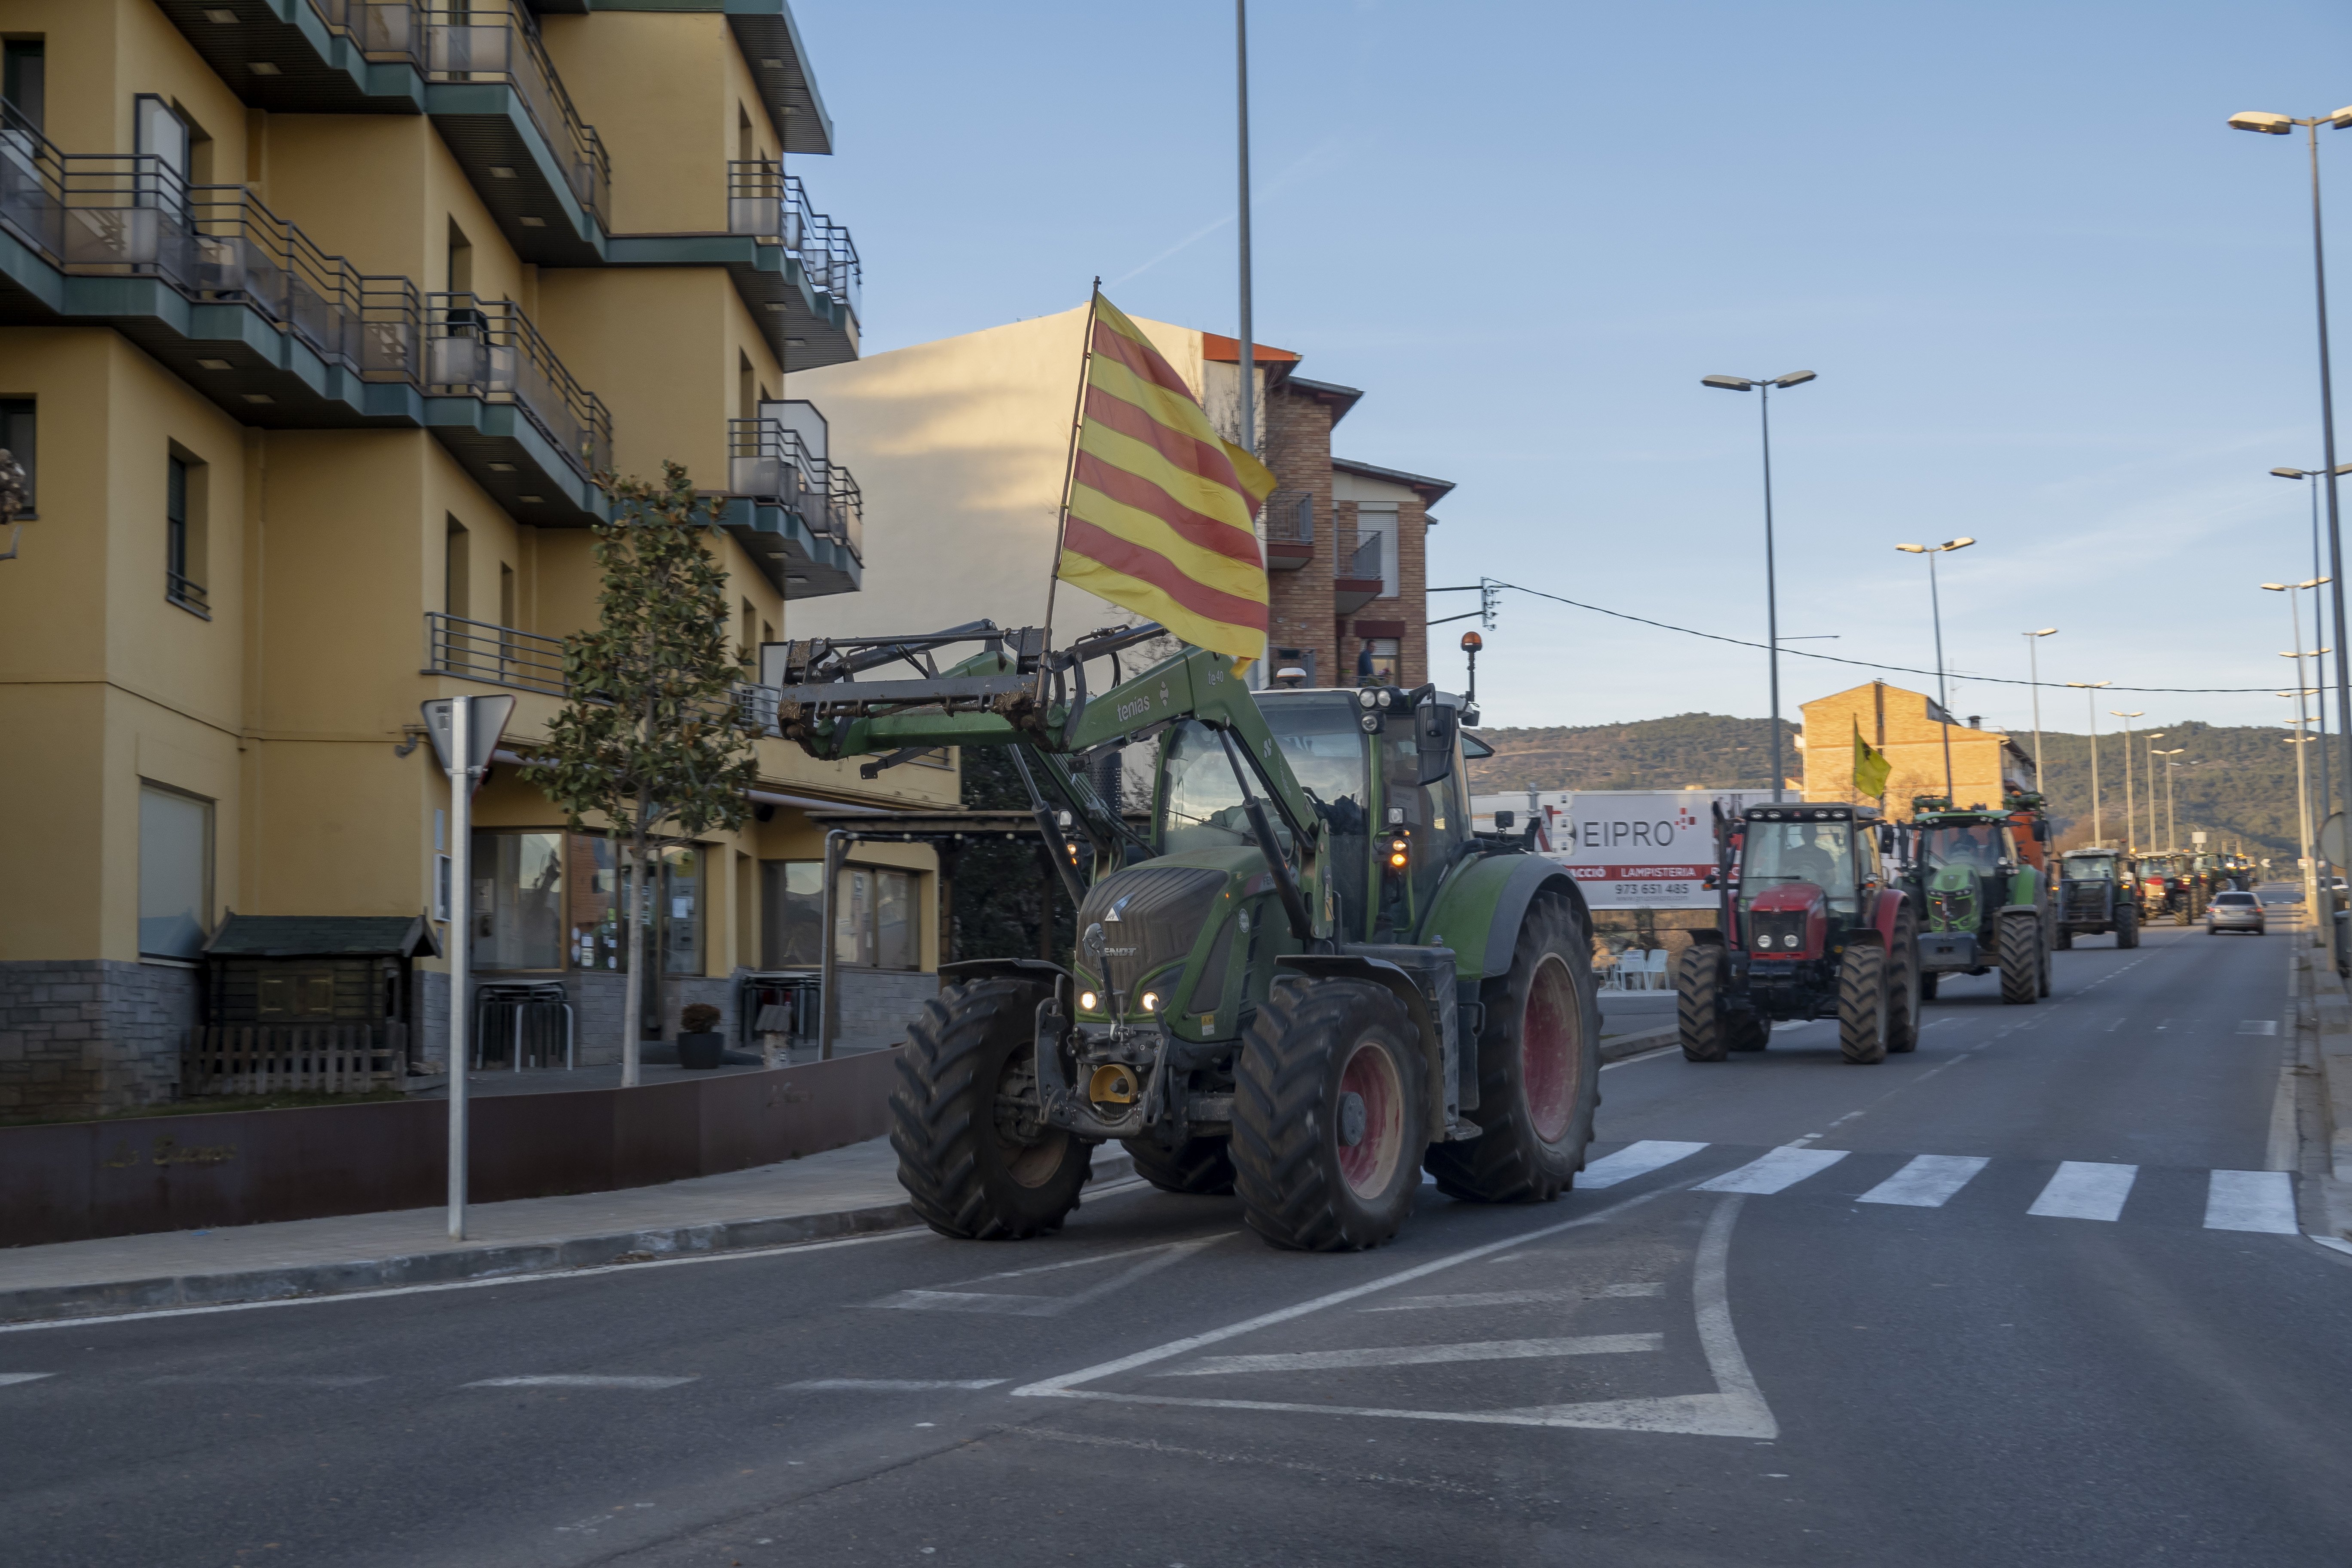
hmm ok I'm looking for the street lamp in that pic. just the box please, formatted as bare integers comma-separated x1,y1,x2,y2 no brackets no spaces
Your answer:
2272,465,2352,821
1896,538,1976,798
2108,710,2144,854
2266,577,2329,908
2233,107,2352,933
2140,732,2167,854
2022,628,2057,786
2068,680,2113,845
1705,368,1817,802
2150,746,2184,850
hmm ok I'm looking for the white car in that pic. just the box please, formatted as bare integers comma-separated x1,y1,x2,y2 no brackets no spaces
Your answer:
2206,891,2266,935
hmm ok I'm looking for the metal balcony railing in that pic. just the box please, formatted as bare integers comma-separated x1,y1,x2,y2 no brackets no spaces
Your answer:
1264,490,1313,543
725,163,862,323
421,1,610,225
427,294,613,479
427,612,569,696
1345,532,1385,583
727,417,863,562
167,570,211,620
302,0,425,66
0,101,422,382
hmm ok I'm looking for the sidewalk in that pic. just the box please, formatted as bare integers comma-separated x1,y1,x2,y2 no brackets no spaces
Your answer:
2297,922,2352,1246
0,1025,1676,1328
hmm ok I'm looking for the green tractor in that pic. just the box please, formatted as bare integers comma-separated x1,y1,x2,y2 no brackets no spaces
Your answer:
2054,847,2139,949
771,622,1604,1252
1900,795,2051,1004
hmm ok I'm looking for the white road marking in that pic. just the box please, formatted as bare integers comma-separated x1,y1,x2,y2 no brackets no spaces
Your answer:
0,1373,53,1385
2310,1235,2352,1257
1360,1284,1662,1312
1857,1155,1990,1209
464,1375,698,1389
782,1378,1008,1391
147,1374,383,1387
868,1236,1222,1317
2238,1020,2279,1035
1577,1140,1710,1188
1694,1148,1850,1195
2203,1170,2300,1234
2027,1162,2138,1222
1159,1334,1663,1377
2269,1040,2301,1172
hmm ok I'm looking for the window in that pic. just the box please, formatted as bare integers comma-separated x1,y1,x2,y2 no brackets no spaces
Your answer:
541,834,702,974
0,400,31,518
1358,504,1400,596
660,847,703,976
761,860,825,967
132,95,190,212
138,784,212,959
1158,720,1254,856
166,454,208,617
832,865,920,970
444,516,468,618
3,40,44,134
471,830,565,970
1363,637,1400,684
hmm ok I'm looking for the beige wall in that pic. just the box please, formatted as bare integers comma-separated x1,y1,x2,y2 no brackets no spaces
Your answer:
6,0,252,177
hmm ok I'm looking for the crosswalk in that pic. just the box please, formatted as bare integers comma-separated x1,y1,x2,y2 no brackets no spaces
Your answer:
1567,1140,2303,1235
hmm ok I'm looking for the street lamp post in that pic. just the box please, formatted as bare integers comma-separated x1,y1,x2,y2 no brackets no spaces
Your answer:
2233,106,2352,943
2151,747,2184,849
2271,464,2352,824
2141,732,2166,854
1704,369,1817,802
2266,578,2328,917
2109,710,2144,854
1896,538,1977,798
2068,681,2112,844
2022,628,2057,786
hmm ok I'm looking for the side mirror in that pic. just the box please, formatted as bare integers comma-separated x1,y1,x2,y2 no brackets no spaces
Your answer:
1494,809,1516,831
1415,700,1459,786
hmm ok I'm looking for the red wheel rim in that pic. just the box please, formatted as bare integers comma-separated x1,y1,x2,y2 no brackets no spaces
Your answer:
1521,955,1579,1143
1335,1038,1405,1199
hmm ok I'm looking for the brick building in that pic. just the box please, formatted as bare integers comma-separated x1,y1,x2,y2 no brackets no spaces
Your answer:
1798,681,2034,815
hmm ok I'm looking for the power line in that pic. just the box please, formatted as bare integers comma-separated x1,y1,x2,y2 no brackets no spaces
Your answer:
1439,579,2292,695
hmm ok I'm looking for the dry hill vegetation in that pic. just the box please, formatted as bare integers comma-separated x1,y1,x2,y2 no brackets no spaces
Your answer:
1470,713,2324,858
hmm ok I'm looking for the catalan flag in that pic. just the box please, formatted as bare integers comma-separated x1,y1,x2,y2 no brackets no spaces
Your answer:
1055,291,1278,668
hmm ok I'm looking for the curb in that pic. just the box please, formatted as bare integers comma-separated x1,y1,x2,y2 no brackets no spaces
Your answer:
0,1154,1135,1328
2309,951,2352,1185
1600,1025,1676,1061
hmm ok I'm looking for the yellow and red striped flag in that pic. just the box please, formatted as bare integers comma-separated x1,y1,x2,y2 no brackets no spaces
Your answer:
1055,291,1278,668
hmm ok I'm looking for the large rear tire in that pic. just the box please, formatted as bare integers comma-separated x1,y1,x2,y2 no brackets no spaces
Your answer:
1999,912,2040,1005
1838,943,1889,1065
2117,906,2139,949
1920,968,1940,1002
1424,896,1602,1204
1675,944,1729,1062
2055,925,2073,950
1231,979,1427,1251
1886,910,1922,1054
892,978,1093,1240
1121,1136,1236,1195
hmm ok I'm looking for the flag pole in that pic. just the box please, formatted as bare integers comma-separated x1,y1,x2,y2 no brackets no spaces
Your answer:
1038,280,1102,695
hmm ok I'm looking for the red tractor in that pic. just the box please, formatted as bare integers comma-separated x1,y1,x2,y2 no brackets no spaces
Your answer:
1674,801,1923,1065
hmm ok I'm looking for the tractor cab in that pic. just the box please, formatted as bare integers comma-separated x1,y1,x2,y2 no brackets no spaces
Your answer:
1733,802,1884,966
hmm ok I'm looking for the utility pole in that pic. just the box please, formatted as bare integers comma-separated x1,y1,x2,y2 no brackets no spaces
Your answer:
1234,0,1254,460
2023,629,2057,787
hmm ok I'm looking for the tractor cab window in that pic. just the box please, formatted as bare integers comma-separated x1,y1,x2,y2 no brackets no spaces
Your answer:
1258,691,1373,935
1158,720,1255,856
1742,821,1859,913
2067,857,2117,882
1920,824,2007,874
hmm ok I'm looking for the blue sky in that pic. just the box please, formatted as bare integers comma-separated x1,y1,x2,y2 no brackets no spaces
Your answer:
792,0,2352,741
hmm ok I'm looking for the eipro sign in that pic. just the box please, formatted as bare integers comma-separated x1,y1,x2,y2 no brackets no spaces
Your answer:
1472,788,1754,909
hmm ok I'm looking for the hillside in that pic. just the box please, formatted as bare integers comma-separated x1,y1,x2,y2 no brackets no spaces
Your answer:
1468,713,2324,859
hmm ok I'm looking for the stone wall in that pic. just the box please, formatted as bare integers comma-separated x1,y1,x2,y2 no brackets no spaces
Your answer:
0,960,202,1123
831,968,937,1053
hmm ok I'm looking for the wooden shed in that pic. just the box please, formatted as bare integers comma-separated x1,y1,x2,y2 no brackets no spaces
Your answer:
185,914,441,1095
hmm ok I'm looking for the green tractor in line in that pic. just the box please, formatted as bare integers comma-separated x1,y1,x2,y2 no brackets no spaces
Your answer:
1900,795,2051,1004
2054,847,2140,949
771,621,1604,1252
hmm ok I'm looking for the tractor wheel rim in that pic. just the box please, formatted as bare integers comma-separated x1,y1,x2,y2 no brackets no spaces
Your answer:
1522,954,1579,1143
996,1052,1068,1188
1335,1038,1405,1199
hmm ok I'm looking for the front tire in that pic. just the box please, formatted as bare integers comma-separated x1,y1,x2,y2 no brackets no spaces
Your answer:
1424,896,1602,1204
1838,943,1889,1064
1122,1135,1236,1195
1231,979,1427,1251
2116,905,2139,949
2055,925,2073,950
1999,913,2040,1005
1920,968,1940,1002
1675,944,1729,1062
1886,910,1922,1054
892,978,1093,1240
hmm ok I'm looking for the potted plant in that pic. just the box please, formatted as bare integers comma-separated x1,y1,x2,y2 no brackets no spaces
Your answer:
676,1002,726,1069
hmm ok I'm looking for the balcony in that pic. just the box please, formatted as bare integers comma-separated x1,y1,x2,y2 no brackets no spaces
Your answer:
722,415,862,600
426,612,784,730
1263,489,1313,571
1334,532,1386,615
614,164,861,370
153,1,428,113
425,294,612,521
422,2,611,261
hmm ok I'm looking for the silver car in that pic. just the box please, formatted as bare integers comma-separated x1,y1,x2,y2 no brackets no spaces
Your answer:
2206,891,2266,935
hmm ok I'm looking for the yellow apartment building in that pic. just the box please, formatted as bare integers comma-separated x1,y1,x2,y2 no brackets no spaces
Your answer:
1798,680,2034,816
0,0,956,1121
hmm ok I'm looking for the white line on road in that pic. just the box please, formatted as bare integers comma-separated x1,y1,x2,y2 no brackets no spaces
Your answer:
868,1236,1224,1317
1856,1155,1989,1209
1577,1140,1711,1188
2238,1020,2280,1035
1159,1334,1663,1377
1360,1284,1663,1312
783,1378,1008,1391
2203,1170,2300,1234
0,1372,53,1385
463,1375,698,1389
147,1374,383,1387
2027,1162,2138,1222
1694,1147,1850,1195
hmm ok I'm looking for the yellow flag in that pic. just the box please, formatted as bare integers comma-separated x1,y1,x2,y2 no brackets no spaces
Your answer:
1853,719,1891,800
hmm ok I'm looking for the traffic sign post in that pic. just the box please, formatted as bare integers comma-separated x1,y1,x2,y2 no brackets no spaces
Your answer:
424,695,514,1241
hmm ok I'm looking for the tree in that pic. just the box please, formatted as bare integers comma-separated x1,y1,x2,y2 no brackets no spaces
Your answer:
521,462,759,1085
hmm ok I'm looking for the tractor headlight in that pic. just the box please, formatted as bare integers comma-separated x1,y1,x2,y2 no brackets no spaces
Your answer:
1078,990,1100,1013
1140,991,1160,1013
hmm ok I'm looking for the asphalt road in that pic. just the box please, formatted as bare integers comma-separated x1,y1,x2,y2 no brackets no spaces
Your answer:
5,903,2346,1567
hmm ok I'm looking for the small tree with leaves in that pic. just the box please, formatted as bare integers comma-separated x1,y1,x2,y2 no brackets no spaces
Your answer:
521,462,759,1084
